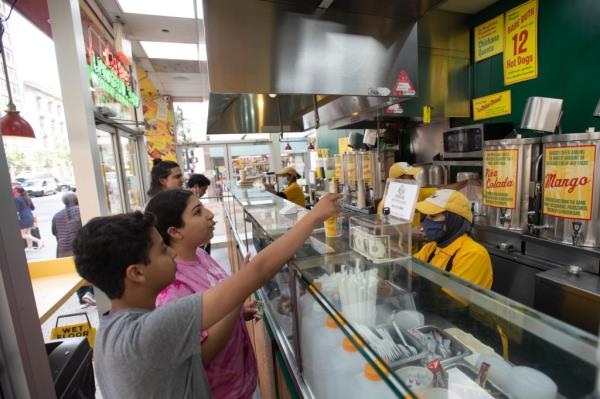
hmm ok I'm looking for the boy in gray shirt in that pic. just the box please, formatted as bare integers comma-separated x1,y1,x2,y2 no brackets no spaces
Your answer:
73,194,340,398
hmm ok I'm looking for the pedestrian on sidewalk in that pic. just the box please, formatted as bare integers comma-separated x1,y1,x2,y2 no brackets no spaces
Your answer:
52,192,95,308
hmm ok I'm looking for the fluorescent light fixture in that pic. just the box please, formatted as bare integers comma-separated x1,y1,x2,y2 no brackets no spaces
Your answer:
140,41,207,61
116,0,198,19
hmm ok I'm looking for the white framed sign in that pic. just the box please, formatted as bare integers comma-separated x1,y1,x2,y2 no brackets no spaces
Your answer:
382,178,420,221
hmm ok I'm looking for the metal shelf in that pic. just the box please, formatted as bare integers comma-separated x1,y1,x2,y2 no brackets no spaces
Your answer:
432,159,483,166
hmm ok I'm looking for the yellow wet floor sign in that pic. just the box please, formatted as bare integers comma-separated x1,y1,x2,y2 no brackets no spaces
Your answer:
50,312,96,348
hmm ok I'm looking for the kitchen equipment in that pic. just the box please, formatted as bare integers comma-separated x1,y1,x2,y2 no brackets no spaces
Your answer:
442,123,513,159
427,165,446,186
395,366,434,390
348,132,365,149
475,353,513,392
539,133,600,247
406,326,472,366
520,96,563,133
456,172,479,182
479,137,541,231
446,363,511,399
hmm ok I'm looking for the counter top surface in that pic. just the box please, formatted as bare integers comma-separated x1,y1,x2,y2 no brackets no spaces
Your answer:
537,267,600,298
224,184,600,399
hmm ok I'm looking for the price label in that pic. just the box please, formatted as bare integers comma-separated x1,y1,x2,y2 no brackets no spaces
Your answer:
503,0,538,85
483,149,519,208
543,145,596,220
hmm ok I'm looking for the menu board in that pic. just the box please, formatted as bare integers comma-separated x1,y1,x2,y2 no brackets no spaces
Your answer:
504,0,538,85
475,14,504,62
361,153,372,185
543,145,596,220
483,149,519,208
334,155,342,180
347,156,356,185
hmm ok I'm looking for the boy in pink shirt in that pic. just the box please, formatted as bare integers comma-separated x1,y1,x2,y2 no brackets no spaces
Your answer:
147,189,257,399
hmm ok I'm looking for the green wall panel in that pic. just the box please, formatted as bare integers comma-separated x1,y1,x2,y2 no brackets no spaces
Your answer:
459,0,600,133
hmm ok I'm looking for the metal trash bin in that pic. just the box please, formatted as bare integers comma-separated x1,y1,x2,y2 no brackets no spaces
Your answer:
46,337,95,399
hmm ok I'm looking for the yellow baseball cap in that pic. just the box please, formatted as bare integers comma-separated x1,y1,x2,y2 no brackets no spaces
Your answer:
416,189,473,223
389,162,421,179
276,166,300,177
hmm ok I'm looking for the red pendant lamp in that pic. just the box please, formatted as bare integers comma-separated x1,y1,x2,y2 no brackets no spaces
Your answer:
0,12,35,139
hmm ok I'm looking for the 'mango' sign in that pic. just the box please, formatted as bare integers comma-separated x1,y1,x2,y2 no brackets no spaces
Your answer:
484,149,519,208
543,145,596,220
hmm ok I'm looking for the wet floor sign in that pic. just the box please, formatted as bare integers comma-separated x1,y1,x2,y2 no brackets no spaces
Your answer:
50,312,96,348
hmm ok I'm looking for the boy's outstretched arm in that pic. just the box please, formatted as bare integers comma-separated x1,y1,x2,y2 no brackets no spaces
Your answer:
201,193,342,330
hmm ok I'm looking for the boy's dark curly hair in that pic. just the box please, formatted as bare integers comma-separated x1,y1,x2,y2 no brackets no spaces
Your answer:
73,212,156,299
187,174,210,189
145,189,193,246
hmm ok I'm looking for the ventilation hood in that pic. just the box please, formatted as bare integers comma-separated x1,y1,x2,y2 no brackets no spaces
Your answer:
203,0,431,96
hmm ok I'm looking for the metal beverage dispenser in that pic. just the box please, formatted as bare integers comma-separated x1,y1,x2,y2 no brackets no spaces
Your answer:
538,133,600,247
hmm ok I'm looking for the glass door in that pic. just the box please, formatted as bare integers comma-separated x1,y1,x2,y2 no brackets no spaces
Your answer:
180,145,229,198
96,129,124,214
119,134,145,211
229,143,272,183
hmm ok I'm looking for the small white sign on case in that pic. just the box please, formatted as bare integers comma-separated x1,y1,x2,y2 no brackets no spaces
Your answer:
383,179,420,221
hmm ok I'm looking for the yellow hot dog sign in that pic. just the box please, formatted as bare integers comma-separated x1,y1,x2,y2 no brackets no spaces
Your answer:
543,145,596,220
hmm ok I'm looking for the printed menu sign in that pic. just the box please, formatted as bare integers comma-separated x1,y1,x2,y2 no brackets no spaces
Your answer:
484,149,519,208
362,153,372,184
334,155,342,180
503,0,538,85
347,156,357,184
473,90,512,121
543,145,596,220
475,14,504,62
383,180,420,221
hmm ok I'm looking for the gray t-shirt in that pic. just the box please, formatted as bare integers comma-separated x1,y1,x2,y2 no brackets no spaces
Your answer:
94,294,211,398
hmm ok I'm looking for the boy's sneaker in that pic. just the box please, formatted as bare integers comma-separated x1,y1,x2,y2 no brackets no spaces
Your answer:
81,292,96,306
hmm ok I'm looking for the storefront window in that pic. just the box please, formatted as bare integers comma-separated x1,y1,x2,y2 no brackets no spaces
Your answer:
180,145,227,198
119,135,144,211
230,144,271,181
97,130,123,214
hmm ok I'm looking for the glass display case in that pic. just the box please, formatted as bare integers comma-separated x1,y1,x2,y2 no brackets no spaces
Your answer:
223,183,599,399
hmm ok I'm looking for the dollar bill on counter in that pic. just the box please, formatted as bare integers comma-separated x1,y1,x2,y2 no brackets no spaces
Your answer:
350,227,391,260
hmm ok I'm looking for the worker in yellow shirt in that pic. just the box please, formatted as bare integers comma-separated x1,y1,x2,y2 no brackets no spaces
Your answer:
414,189,493,289
265,166,306,207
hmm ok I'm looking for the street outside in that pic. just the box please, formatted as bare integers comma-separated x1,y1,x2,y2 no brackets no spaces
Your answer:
24,192,64,262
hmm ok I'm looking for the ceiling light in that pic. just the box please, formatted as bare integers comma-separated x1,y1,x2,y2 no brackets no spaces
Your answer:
268,94,277,98
140,41,206,61
116,0,196,19
284,142,292,151
307,142,315,151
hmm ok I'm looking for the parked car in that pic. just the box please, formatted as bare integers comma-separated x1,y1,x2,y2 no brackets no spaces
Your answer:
22,178,58,197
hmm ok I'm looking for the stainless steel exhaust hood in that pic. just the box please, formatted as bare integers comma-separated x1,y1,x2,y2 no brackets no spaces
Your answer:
203,0,426,97
207,93,314,134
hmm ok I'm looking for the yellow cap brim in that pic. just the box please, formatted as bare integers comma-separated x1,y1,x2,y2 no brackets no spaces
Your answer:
415,200,445,216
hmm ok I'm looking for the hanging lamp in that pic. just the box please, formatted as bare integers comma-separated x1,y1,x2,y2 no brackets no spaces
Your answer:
0,3,35,139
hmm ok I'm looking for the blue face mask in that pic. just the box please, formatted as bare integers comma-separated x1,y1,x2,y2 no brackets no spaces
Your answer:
280,177,288,186
423,218,446,242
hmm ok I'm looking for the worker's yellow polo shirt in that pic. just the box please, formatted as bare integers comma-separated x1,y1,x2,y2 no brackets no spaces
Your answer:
282,181,306,207
414,234,493,289
377,187,438,226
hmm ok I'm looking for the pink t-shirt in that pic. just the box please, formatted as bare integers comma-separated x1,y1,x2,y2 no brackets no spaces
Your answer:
156,248,257,399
